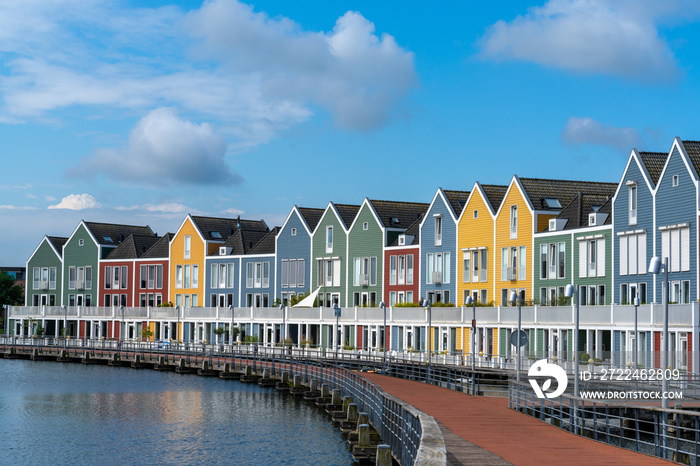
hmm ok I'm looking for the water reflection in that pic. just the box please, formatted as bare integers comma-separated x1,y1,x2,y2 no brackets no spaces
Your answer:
1,360,353,465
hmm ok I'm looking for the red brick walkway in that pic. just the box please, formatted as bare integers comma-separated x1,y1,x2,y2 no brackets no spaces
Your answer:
360,373,671,465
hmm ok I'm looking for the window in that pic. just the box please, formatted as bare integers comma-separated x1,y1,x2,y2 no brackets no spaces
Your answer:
211,264,219,289
184,235,191,259
86,266,93,289
510,206,518,239
463,252,470,283
326,226,333,253
540,244,547,280
473,210,478,219
579,238,605,278
291,228,296,236
192,265,199,289
105,266,112,289
407,255,414,285
544,197,561,209
281,260,289,287
480,250,487,282
444,252,451,284
628,184,637,225
558,243,565,278
501,248,508,281
673,175,679,187
156,265,163,289
619,232,646,276
518,246,526,280
78,239,84,246
255,262,262,288
262,262,270,288
120,266,127,289
472,251,479,283
184,264,190,288
389,291,396,306
398,255,405,285
140,266,147,289
434,215,442,246
426,253,434,284
661,225,690,272
227,263,235,288
113,266,120,289
176,265,183,289
389,256,397,285
363,222,368,230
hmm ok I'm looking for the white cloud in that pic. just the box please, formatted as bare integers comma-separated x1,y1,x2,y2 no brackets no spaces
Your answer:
68,107,239,186
220,208,245,216
0,0,416,143
478,0,699,83
561,117,644,152
0,205,37,210
117,202,191,214
48,193,101,210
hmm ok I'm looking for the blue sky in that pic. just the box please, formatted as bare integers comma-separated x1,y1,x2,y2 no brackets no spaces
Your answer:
3,0,700,265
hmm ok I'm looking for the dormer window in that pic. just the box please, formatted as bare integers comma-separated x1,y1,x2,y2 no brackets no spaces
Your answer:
104,236,113,244
398,235,406,246
210,231,222,239
544,197,561,209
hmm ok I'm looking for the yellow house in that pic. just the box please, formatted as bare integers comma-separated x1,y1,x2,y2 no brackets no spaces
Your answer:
494,176,618,306
169,215,268,308
457,182,507,306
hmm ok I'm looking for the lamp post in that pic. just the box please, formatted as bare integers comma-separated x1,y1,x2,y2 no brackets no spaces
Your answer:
649,256,670,410
278,303,285,347
120,305,125,344
229,304,235,346
426,298,432,383
380,301,386,372
466,296,476,390
2,304,8,338
633,294,640,372
175,305,180,346
564,284,580,398
509,291,522,382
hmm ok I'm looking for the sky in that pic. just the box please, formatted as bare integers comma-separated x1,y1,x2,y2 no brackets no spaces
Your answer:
3,0,700,266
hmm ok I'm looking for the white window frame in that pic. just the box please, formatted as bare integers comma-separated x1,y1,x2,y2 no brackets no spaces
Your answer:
628,184,637,226
326,226,333,253
434,215,442,247
510,206,518,239
407,254,414,285
184,235,191,260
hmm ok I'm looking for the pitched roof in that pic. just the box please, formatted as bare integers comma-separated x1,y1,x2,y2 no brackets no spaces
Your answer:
47,236,68,257
334,204,361,229
105,234,163,260
442,190,470,218
518,178,618,212
389,213,423,246
298,207,324,232
248,227,281,255
141,233,174,259
680,140,700,179
84,222,155,246
555,193,613,230
368,199,429,229
190,215,268,242
480,184,509,213
217,228,271,255
638,151,668,186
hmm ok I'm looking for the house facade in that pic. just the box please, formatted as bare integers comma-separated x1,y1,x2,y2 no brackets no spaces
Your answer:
26,236,66,307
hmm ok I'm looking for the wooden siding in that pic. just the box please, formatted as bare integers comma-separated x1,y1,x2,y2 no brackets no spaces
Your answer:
26,238,63,306
494,183,533,305
63,224,99,306
421,192,458,304
240,254,275,305
457,189,495,306
384,246,420,305
311,207,348,306
613,157,654,304
169,218,206,305
204,257,241,307
276,209,312,300
99,260,135,307
572,227,613,305
347,203,383,305
533,231,572,304
654,145,697,302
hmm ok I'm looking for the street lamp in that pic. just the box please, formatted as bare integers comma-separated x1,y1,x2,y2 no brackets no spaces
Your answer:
229,304,235,346
426,298,432,383
649,256,670,409
120,305,125,344
466,295,476,388
509,291,522,382
564,284,580,398
633,294,640,372
2,304,8,338
61,305,67,348
278,303,285,347
379,301,386,372
175,305,180,345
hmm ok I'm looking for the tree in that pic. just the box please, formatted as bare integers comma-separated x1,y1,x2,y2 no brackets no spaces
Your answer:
0,271,24,331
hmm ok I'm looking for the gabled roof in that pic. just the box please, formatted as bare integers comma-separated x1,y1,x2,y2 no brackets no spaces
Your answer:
389,213,423,246
105,234,163,260
554,194,613,230
248,227,281,255
517,177,618,212
141,233,174,259
442,190,470,218
217,228,270,255
190,215,268,242
480,184,509,213
47,237,68,258
368,199,428,229
84,222,155,246
679,140,700,179
298,207,324,232
334,204,361,229
638,151,668,186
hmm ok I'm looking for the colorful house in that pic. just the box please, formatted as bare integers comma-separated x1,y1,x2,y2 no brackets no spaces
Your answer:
347,199,427,308
26,236,67,307
495,177,617,306
240,227,280,309
384,214,422,307
420,189,470,306
310,203,360,308
457,183,508,306
169,215,268,309
62,221,155,308
275,206,324,306
612,151,666,305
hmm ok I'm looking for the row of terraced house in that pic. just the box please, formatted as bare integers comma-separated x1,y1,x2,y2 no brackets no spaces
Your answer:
12,138,700,371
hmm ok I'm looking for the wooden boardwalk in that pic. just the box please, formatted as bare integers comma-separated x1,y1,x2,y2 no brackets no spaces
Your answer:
360,373,671,465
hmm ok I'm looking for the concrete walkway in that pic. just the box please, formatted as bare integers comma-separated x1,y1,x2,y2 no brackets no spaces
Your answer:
359,373,671,465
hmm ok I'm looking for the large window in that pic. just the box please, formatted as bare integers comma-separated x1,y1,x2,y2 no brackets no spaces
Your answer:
105,266,112,289
407,254,414,285
434,215,442,246
426,252,450,284
510,206,518,239
540,242,566,279
502,247,526,281
578,237,605,278
661,225,690,273
184,235,191,259
398,255,405,285
353,256,377,286
317,259,341,287
389,256,397,285
326,226,333,253
628,184,637,225
619,232,646,276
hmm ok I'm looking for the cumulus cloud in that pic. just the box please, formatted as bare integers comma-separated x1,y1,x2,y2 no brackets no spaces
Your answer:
68,107,240,186
561,117,645,153
478,0,699,83
48,193,101,210
0,0,416,140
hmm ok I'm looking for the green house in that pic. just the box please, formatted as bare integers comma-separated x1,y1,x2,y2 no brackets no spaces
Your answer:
26,236,67,307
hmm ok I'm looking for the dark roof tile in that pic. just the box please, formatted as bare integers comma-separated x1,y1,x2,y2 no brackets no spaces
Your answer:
84,222,155,246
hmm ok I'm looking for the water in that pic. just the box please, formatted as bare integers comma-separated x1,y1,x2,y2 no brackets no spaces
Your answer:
0,360,354,465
